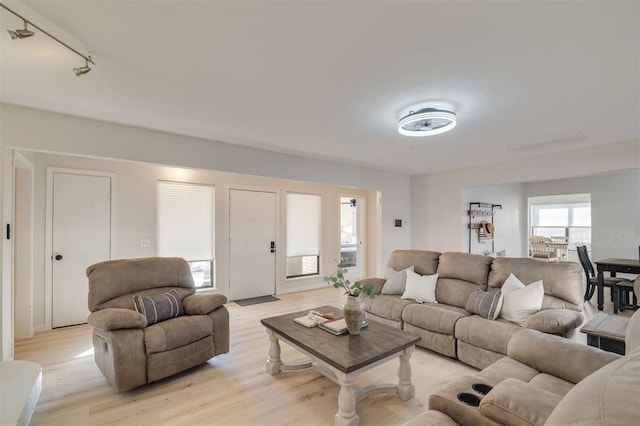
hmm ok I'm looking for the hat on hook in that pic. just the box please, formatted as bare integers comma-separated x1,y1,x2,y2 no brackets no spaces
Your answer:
481,220,495,237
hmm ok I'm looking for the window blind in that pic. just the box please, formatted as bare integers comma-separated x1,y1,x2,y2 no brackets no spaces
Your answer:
286,193,320,257
157,181,214,260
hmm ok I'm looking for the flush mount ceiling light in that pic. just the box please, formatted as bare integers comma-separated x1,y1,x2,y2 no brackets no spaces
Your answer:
398,108,457,137
7,20,34,39
0,2,95,76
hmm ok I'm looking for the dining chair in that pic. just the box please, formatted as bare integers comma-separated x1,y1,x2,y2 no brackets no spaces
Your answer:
529,236,557,261
577,246,632,304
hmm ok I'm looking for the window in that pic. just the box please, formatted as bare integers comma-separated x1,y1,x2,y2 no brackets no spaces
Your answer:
286,193,320,278
531,202,591,247
157,181,215,288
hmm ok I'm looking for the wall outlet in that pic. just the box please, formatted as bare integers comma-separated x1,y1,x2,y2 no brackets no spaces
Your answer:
613,234,622,243
140,238,151,248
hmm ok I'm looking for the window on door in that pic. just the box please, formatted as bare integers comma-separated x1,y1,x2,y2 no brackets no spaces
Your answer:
157,181,215,288
286,193,320,278
339,197,358,268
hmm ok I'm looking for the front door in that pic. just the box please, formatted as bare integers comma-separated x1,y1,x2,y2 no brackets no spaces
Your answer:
51,171,112,328
229,189,276,300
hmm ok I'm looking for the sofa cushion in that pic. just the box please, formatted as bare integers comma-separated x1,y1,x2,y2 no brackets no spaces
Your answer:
387,249,440,276
401,271,438,303
134,288,184,325
522,308,582,335
436,252,492,308
508,329,620,384
381,265,414,295
144,314,213,355
488,257,583,312
88,257,196,311
364,295,415,322
465,288,503,320
545,349,640,425
455,316,522,355
402,303,468,335
474,357,539,386
528,373,574,396
499,274,544,324
479,378,562,426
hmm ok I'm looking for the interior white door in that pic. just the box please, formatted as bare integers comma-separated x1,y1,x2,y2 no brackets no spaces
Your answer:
52,172,111,328
229,189,276,300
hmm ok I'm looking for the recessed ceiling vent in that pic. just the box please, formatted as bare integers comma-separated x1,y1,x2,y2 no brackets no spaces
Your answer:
508,132,587,153
398,108,457,137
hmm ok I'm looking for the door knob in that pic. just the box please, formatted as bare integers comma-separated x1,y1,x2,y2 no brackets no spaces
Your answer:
270,241,276,253
55,254,63,261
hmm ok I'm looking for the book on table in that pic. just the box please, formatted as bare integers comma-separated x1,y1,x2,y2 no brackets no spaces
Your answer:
319,318,349,335
294,311,331,328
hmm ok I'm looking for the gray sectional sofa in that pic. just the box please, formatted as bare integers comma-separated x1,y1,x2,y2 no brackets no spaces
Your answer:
361,250,584,369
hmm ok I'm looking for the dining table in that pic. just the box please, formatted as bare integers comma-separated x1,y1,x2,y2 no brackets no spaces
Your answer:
594,258,640,312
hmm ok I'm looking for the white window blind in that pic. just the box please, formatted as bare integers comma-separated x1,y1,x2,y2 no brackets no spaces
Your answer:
286,193,320,257
157,181,214,260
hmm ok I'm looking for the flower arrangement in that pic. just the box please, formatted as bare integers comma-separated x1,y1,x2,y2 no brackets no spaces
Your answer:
323,266,375,298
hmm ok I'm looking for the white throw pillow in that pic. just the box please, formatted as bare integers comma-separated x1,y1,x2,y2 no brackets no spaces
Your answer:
381,265,414,295
401,270,439,303
499,273,544,324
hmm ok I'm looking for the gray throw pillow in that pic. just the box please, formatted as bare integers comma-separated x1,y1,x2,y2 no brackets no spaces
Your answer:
133,288,184,325
381,265,415,295
465,288,503,320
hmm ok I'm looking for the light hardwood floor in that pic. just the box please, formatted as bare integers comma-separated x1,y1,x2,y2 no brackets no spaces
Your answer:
15,286,631,426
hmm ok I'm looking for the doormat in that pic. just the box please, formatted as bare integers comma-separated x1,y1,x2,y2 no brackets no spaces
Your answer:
233,295,280,306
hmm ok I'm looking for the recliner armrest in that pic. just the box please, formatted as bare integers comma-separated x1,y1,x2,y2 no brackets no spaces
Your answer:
183,293,227,315
508,329,620,384
88,308,147,331
523,309,582,335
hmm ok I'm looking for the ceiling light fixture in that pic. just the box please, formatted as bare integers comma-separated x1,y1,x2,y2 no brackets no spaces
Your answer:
7,20,34,39
0,2,95,76
398,108,457,137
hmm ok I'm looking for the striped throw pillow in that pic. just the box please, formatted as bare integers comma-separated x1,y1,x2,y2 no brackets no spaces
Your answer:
465,288,503,320
133,289,184,325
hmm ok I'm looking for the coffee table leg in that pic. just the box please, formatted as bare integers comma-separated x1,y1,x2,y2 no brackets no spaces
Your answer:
397,346,415,400
265,329,282,375
335,373,359,426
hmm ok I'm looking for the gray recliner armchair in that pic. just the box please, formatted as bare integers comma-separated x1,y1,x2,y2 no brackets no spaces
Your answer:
87,257,229,393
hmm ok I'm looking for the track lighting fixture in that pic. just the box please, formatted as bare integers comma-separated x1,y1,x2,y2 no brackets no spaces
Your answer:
0,2,95,76
73,59,91,76
7,20,33,39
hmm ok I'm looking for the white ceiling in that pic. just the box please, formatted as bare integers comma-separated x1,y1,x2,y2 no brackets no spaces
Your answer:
1,1,638,175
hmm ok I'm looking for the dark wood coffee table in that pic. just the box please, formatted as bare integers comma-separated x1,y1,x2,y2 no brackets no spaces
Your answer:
261,305,421,426
580,312,628,355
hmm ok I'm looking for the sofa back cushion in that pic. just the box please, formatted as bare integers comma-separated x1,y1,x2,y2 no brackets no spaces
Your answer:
387,250,440,276
436,252,492,308
88,257,196,312
488,258,583,312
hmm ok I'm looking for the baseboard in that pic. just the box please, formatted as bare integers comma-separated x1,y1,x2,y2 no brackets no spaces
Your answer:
33,325,47,333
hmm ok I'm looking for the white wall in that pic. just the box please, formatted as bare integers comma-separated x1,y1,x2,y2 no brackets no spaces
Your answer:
1,104,411,271
524,169,640,261
27,152,383,329
411,138,640,252
462,183,526,257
